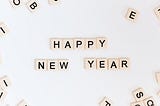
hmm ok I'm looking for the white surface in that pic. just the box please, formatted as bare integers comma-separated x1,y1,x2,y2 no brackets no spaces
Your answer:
0,0,160,105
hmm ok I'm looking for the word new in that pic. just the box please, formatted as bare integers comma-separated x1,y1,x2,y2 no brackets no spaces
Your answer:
35,59,69,71
84,57,129,70
50,37,107,50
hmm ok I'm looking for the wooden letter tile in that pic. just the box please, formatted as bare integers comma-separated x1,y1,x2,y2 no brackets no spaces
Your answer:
143,97,156,106
0,23,9,37
155,72,160,85
84,58,96,70
50,38,62,50
99,96,112,106
96,58,108,70
74,38,85,50
85,38,97,49
58,59,69,71
108,58,119,70
119,57,130,70
47,59,58,71
96,37,108,49
17,99,29,106
132,88,148,101
62,39,74,50
131,101,145,106
154,6,160,19
0,76,11,90
9,0,23,8
125,8,139,22
48,0,60,5
0,89,7,102
26,0,40,12
35,59,47,71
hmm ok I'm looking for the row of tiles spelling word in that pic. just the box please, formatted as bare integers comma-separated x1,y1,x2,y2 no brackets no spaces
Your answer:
35,57,130,71
50,37,107,50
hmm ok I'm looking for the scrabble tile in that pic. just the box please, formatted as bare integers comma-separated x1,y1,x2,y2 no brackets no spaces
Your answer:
73,38,85,50
48,0,60,5
17,99,29,106
47,59,58,71
119,57,130,70
108,58,119,70
0,23,9,37
155,72,160,85
154,6,160,19
58,59,69,70
50,38,62,50
9,0,23,8
132,88,148,101
96,37,108,49
26,0,40,12
125,8,139,22
62,39,74,50
84,58,96,70
85,38,97,49
131,101,145,106
96,58,108,70
35,59,47,71
99,96,112,106
143,97,156,106
0,76,11,90
0,89,7,102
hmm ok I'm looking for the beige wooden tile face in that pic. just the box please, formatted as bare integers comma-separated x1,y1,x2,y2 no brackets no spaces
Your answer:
73,38,85,50
131,101,145,106
48,0,60,5
119,57,130,70
0,76,11,90
154,6,160,19
35,59,47,71
96,37,108,49
84,58,96,70
47,59,58,71
99,97,112,106
50,38,62,50
0,23,9,37
26,0,40,12
96,58,108,70
155,72,160,85
0,89,7,102
125,8,139,22
9,0,23,8
58,59,69,71
143,97,156,106
62,39,74,50
85,38,97,49
108,58,119,70
17,99,29,106
132,88,148,101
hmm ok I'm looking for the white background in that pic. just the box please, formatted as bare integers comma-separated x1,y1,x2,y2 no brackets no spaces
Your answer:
0,0,160,105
